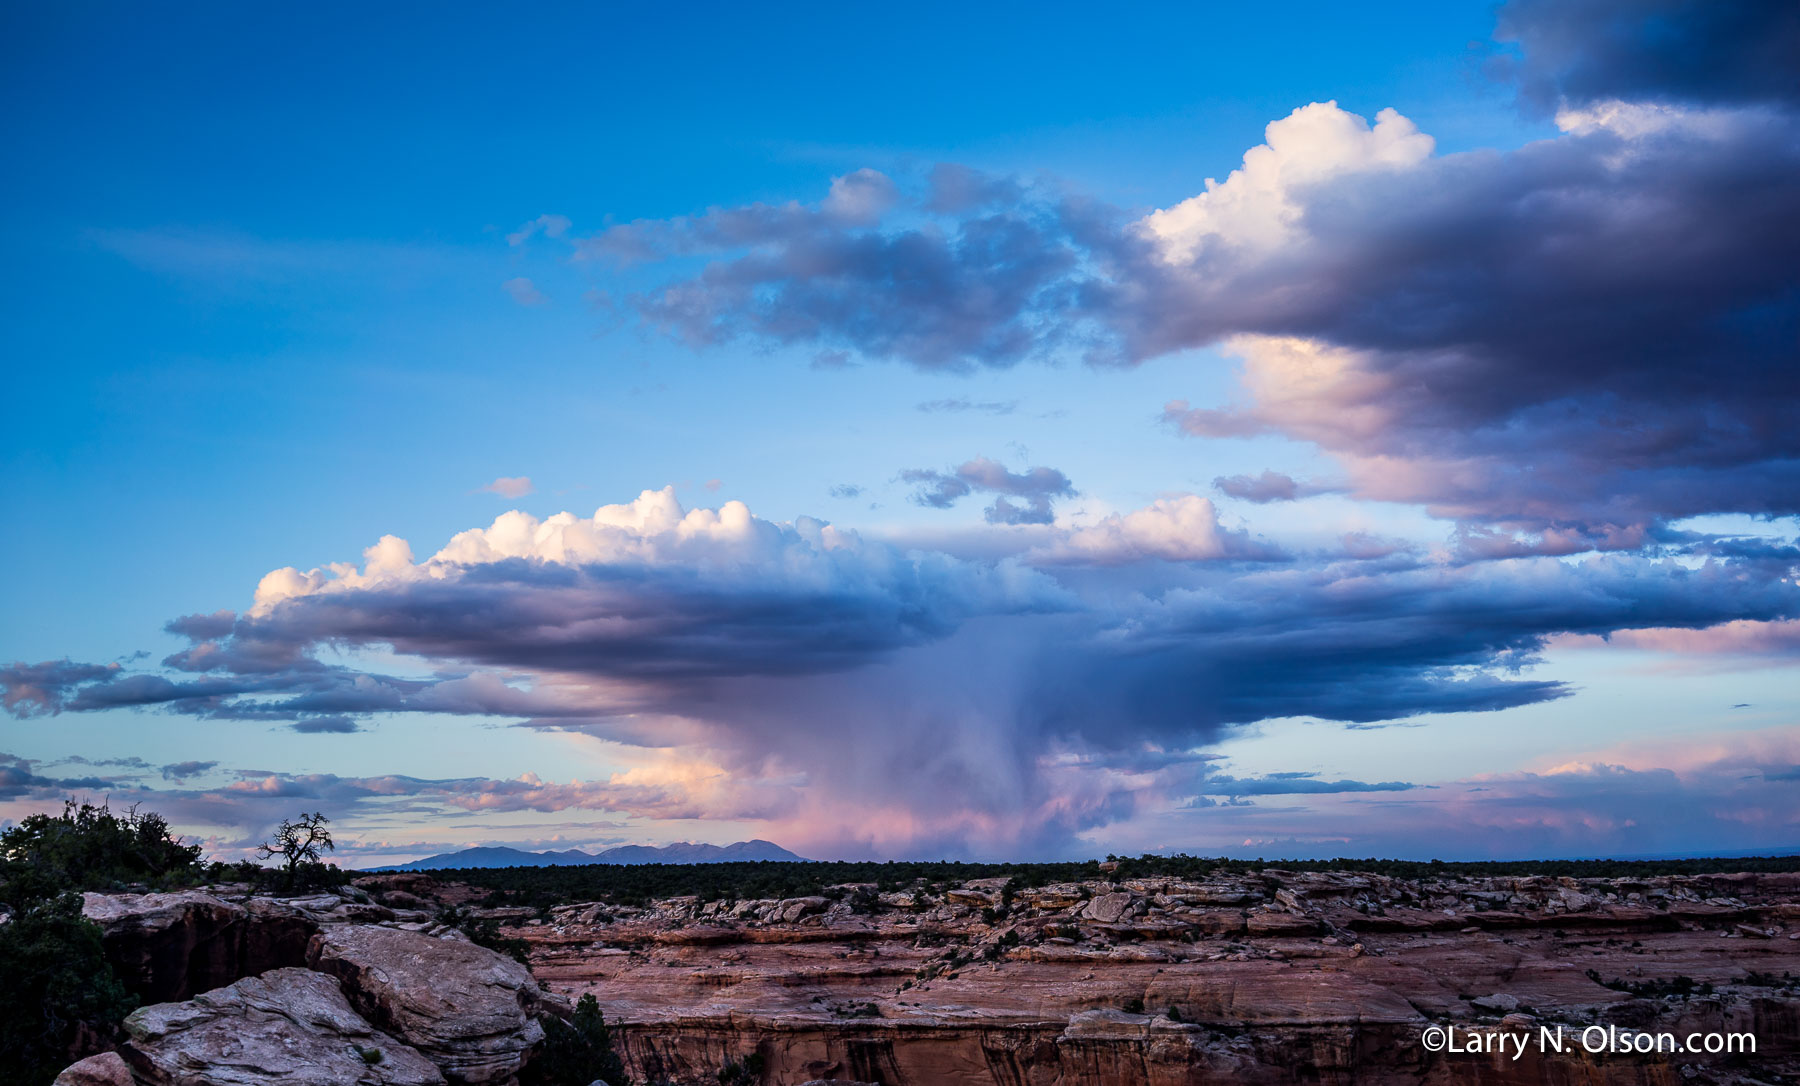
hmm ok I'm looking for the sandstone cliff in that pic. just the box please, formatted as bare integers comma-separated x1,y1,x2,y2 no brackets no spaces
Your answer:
506,869,1800,1085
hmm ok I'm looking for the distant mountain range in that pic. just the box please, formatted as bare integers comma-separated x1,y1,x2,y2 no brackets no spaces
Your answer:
367,839,806,871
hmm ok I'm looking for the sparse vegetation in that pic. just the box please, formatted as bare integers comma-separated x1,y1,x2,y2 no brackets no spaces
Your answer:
1586,969,1714,999
417,852,1800,910
435,904,531,964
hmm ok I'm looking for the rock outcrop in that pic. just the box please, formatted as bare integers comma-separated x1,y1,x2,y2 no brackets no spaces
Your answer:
308,924,548,1084
518,868,1800,1085
80,891,319,1002
54,867,1800,1085
118,967,445,1085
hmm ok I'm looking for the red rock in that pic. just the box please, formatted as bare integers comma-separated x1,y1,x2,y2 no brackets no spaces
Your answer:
51,1052,135,1086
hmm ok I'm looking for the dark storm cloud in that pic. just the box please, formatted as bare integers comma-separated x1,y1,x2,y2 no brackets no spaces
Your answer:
1021,553,1800,744
901,457,1076,525
1493,0,1800,112
4,518,1796,858
8,534,1795,749
2,495,1075,738
248,555,1061,683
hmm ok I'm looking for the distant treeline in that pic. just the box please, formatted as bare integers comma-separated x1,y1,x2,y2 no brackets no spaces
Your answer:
425,852,1800,909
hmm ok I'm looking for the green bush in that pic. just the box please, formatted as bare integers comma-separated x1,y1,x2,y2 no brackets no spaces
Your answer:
717,1052,764,1085
521,993,627,1086
0,893,138,1086
0,800,202,906
201,857,349,895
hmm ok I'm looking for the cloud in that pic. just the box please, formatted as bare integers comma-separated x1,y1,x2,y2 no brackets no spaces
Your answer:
0,752,117,800
506,214,572,247
502,277,547,306
478,476,535,499
902,457,1075,524
1140,102,1436,263
916,398,1019,415
4,488,1797,857
567,48,1796,542
1134,97,1799,537
576,168,1092,370
1552,617,1800,666
1492,0,1800,114
0,660,119,717
1192,771,1417,798
1030,495,1282,564
160,760,219,781
289,716,361,734
1212,470,1343,504
828,484,865,499
6,476,1797,855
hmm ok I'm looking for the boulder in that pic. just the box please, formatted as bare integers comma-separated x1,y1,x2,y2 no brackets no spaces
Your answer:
1083,891,1134,924
52,1052,135,1086
308,925,546,1084
119,966,443,1085
775,896,829,923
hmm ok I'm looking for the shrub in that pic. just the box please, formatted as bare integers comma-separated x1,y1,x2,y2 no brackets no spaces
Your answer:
0,800,202,905
0,893,138,1086
717,1052,765,1085
521,994,627,1086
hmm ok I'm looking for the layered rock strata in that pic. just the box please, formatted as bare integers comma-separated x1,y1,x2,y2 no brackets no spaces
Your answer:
517,870,1800,1085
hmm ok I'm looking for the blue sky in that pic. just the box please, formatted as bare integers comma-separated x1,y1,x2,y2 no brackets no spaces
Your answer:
3,1,1797,865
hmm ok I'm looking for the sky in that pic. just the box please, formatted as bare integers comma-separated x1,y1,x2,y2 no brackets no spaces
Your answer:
2,0,1797,867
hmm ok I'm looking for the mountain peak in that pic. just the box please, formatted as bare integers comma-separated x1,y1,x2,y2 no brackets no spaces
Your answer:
369,839,806,871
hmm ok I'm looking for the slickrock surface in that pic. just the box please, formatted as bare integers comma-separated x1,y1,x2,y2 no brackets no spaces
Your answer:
118,966,445,1086
510,870,1800,1085
59,887,557,1086
308,924,550,1084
